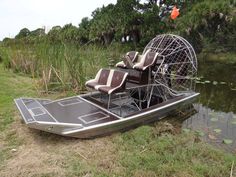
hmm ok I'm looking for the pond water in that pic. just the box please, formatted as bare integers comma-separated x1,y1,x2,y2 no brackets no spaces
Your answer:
181,59,236,152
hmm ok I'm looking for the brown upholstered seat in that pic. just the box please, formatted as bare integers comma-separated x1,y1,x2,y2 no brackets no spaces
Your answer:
86,69,128,94
98,70,128,95
85,69,110,90
116,51,139,68
133,50,159,71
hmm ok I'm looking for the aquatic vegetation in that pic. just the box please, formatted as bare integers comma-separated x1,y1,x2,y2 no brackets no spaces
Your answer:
195,80,201,84
223,139,233,145
196,130,205,137
182,128,190,133
220,82,226,85
210,118,218,122
214,129,222,134
208,134,217,140
231,121,236,125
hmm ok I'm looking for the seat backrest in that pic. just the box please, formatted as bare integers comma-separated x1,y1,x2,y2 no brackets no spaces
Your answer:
126,51,139,62
136,49,151,67
122,51,139,68
95,68,110,85
134,49,159,69
143,52,158,68
110,70,128,88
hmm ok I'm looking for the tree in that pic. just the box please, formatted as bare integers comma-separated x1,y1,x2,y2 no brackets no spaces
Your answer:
60,24,79,43
89,4,116,45
140,0,163,44
15,28,30,39
47,26,62,43
175,0,234,52
115,0,142,45
78,17,91,44
2,37,12,43
30,28,45,37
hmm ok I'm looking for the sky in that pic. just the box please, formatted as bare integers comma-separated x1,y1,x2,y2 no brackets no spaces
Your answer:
0,0,117,40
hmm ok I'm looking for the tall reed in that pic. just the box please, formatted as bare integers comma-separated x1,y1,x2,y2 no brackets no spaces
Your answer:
0,40,128,93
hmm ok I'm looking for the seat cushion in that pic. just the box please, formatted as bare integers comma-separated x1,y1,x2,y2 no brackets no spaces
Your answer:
116,61,126,68
86,81,98,89
98,86,113,93
86,81,106,90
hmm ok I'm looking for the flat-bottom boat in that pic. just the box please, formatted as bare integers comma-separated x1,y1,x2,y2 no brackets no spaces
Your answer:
15,34,199,138
15,91,199,138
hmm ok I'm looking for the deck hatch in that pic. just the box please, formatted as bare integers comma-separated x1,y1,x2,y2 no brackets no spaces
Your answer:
58,98,82,106
29,107,46,116
78,112,109,124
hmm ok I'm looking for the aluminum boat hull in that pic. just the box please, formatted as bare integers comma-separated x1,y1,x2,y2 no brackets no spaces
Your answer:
15,92,199,138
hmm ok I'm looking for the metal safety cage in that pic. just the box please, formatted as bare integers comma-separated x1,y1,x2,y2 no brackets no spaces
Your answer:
143,34,197,93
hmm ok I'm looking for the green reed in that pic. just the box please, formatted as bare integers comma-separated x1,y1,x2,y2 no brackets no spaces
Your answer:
0,40,128,92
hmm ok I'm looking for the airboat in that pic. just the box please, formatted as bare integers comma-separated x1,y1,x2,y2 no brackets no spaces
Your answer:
15,34,199,138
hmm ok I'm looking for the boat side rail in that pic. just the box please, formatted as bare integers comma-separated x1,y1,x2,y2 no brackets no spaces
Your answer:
36,121,84,128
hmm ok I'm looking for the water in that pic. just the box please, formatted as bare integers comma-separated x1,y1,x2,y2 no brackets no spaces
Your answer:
182,59,236,152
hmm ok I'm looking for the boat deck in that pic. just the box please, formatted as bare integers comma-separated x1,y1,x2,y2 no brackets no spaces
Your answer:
15,96,119,127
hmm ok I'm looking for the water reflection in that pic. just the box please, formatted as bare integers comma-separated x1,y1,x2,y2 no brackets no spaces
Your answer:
196,84,236,113
182,60,236,152
183,104,236,152
197,59,236,113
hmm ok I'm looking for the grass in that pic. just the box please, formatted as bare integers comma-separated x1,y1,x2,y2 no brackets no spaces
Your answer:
0,64,35,167
0,65,35,130
115,126,235,177
0,63,236,177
